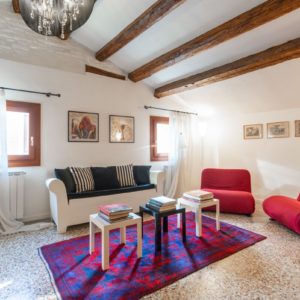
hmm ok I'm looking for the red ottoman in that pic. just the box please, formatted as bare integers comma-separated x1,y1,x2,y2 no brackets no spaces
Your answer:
263,195,300,234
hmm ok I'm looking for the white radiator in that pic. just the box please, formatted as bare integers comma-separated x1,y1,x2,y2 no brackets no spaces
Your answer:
9,172,26,220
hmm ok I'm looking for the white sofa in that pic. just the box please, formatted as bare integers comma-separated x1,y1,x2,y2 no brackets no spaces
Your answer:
46,170,164,233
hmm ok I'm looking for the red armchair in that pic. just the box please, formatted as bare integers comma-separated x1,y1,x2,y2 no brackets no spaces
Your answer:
201,168,255,215
263,194,300,234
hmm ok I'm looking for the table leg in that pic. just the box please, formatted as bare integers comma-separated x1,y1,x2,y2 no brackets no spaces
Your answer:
120,226,126,244
195,207,202,237
89,220,95,255
102,228,109,270
155,214,161,252
216,201,220,231
139,207,144,238
181,210,186,243
137,219,142,258
177,202,181,228
163,216,168,232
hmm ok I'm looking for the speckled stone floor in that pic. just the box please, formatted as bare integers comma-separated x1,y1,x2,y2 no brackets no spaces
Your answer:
0,203,299,300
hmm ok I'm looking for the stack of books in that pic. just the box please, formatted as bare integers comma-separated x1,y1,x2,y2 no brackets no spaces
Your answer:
98,203,133,223
183,190,214,202
146,196,177,212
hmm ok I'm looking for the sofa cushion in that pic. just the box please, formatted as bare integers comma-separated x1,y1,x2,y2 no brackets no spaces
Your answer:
133,165,151,185
69,167,95,193
91,167,120,190
116,164,136,187
202,188,255,215
68,184,155,200
55,168,76,193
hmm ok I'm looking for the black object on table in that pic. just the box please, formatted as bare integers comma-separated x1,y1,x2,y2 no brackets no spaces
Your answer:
139,205,186,253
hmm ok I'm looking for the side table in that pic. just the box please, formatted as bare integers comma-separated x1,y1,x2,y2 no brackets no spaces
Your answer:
89,212,142,270
139,205,186,253
177,198,220,237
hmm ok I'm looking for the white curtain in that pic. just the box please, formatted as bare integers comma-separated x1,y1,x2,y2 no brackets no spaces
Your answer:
0,89,53,235
164,112,201,198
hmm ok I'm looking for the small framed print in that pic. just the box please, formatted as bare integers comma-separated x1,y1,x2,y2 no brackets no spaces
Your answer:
68,111,99,142
295,120,300,137
267,121,289,138
243,124,263,139
109,115,135,143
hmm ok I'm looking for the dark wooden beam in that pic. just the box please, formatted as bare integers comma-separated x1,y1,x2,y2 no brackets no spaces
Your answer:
85,65,126,80
129,0,300,82
154,38,300,98
96,0,185,61
12,0,20,13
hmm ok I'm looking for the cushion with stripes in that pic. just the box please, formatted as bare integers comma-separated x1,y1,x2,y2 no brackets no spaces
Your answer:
116,164,136,187
69,167,95,193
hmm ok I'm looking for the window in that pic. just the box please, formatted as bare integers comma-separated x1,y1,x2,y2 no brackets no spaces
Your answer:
150,116,170,161
6,101,41,167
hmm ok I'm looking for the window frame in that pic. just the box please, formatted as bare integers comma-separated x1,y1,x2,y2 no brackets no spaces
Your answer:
150,116,169,161
6,101,41,167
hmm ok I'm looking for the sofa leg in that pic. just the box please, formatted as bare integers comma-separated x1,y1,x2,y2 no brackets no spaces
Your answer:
57,225,67,233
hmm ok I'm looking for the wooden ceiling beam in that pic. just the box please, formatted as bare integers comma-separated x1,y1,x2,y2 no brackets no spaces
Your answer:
154,38,300,98
85,65,126,80
96,0,185,61
129,0,300,82
12,0,20,13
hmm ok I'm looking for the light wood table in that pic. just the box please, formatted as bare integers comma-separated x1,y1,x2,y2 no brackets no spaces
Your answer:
89,212,142,270
177,198,220,237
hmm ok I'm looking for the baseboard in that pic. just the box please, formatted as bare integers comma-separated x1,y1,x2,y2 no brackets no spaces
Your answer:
21,213,51,223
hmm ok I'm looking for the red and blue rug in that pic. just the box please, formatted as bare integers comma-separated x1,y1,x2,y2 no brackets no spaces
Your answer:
39,212,266,300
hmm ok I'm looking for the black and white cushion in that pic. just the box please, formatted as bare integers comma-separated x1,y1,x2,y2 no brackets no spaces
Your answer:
116,164,136,187
69,167,95,193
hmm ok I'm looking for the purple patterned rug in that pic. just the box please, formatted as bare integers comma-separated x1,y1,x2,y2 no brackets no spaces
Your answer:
39,212,266,300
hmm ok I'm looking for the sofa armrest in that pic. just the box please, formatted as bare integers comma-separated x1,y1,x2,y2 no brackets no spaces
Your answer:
46,178,69,232
150,170,165,195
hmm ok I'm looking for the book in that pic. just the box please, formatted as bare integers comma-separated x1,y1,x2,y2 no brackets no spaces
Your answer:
149,196,177,207
183,190,214,201
98,212,133,223
99,203,133,216
146,203,176,212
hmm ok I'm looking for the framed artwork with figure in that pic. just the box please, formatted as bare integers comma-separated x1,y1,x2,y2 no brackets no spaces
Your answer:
267,121,289,138
243,124,263,139
295,120,300,137
109,115,135,143
68,111,99,142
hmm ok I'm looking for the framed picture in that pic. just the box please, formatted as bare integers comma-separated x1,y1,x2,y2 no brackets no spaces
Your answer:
243,124,263,139
68,111,99,142
295,120,300,137
267,121,289,138
109,115,134,143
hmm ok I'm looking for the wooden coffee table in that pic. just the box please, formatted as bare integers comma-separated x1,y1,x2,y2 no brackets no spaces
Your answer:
139,205,186,253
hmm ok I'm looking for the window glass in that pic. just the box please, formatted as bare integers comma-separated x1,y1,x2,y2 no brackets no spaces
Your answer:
7,111,29,155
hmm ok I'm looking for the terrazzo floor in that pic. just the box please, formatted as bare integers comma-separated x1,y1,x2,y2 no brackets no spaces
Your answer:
0,203,299,300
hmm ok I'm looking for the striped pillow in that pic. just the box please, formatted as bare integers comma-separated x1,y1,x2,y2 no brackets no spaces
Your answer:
69,167,95,193
116,164,136,187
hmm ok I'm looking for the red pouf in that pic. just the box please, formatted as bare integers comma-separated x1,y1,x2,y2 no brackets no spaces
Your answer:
263,195,300,234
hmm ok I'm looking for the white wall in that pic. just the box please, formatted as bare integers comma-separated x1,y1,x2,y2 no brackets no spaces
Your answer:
203,108,300,200
0,58,186,221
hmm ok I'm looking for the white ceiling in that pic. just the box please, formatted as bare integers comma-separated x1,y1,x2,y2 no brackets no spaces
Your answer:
1,0,300,115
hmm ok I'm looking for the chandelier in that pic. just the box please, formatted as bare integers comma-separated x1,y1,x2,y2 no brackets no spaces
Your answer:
19,0,96,39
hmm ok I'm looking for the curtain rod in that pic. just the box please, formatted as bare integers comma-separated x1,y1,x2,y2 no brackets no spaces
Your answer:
144,105,197,116
0,87,61,98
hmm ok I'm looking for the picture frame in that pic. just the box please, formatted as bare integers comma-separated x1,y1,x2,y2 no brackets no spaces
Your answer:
267,121,289,138
295,120,300,137
243,124,263,139
68,111,99,142
109,115,135,143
